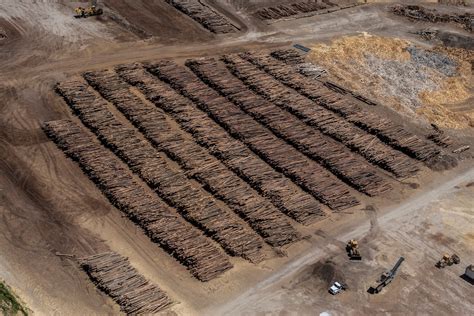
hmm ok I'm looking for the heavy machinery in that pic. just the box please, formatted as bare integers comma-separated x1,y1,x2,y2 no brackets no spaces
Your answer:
369,257,404,294
346,239,362,260
436,254,460,268
74,0,103,18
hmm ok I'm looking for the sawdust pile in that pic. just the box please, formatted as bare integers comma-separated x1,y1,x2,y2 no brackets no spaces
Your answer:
309,34,472,129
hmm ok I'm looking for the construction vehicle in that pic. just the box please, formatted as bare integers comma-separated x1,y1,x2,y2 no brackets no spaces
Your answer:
328,281,347,295
369,257,404,294
464,265,474,280
346,239,362,260
436,254,460,268
74,0,103,18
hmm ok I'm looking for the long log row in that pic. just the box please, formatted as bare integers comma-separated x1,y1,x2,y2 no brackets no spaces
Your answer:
255,1,333,20
80,252,173,314
146,60,360,210
240,52,443,164
166,0,238,34
82,70,300,247
187,58,392,196
56,79,264,262
222,54,421,179
116,64,325,225
43,120,232,281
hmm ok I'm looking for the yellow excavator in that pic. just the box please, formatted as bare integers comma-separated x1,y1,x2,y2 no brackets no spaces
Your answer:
346,239,362,260
436,254,460,268
74,0,103,18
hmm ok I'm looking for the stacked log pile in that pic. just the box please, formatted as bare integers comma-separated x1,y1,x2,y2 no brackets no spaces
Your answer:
81,70,300,247
146,60,360,210
43,120,232,281
270,49,306,65
116,64,326,225
57,78,264,262
255,1,331,20
240,52,444,165
166,0,238,33
391,5,473,31
222,54,420,179
80,252,173,314
187,58,392,196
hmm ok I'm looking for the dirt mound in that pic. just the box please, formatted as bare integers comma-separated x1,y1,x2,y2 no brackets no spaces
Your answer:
309,34,472,129
310,260,344,285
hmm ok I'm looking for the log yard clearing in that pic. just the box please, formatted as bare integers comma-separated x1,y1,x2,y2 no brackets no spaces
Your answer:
0,1,473,315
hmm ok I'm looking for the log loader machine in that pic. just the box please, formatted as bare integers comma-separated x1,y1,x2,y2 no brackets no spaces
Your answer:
369,257,404,294
436,254,460,268
74,0,103,18
346,239,362,260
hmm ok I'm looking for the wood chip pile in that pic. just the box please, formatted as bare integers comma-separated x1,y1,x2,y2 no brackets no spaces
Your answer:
116,63,326,225
222,54,421,179
80,252,173,314
81,69,300,248
239,52,444,164
58,76,265,262
187,58,394,196
391,4,473,32
43,119,232,281
255,0,334,20
166,0,238,33
146,60,360,210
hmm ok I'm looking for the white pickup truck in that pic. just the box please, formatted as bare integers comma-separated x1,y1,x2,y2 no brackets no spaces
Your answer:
329,281,346,295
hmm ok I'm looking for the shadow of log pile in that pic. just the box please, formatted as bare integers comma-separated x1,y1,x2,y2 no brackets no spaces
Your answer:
186,57,393,197
116,63,326,225
239,52,446,165
81,70,300,248
146,60,360,211
56,77,266,263
166,0,238,33
221,54,421,179
43,120,232,281
80,252,173,314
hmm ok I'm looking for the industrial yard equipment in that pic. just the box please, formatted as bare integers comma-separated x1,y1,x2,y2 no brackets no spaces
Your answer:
370,257,404,294
464,265,474,280
74,0,103,18
436,254,460,268
346,239,362,260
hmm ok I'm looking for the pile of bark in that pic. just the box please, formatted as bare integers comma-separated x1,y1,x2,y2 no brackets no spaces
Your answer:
221,54,420,179
146,60,360,211
187,57,393,196
58,76,265,262
116,63,326,225
255,0,334,20
391,5,473,31
166,0,238,33
81,69,300,248
43,119,232,281
80,252,173,314
239,52,445,166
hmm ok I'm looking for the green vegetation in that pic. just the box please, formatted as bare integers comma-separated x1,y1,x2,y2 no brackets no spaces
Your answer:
0,281,28,316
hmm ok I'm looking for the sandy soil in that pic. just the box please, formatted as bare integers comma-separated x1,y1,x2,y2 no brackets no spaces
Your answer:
0,1,472,315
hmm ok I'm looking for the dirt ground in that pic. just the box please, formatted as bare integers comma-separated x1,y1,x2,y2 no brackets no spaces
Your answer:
0,1,473,315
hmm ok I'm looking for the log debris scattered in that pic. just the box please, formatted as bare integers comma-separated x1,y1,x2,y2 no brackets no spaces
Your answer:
80,252,173,315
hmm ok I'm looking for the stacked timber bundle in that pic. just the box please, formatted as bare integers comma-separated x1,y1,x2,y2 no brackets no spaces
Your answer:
146,60,359,210
255,1,330,20
43,120,232,281
271,49,306,65
116,63,326,224
239,52,445,166
427,133,453,148
57,77,265,262
391,5,473,31
80,69,300,248
222,54,420,179
80,252,172,314
166,0,238,33
187,58,392,197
